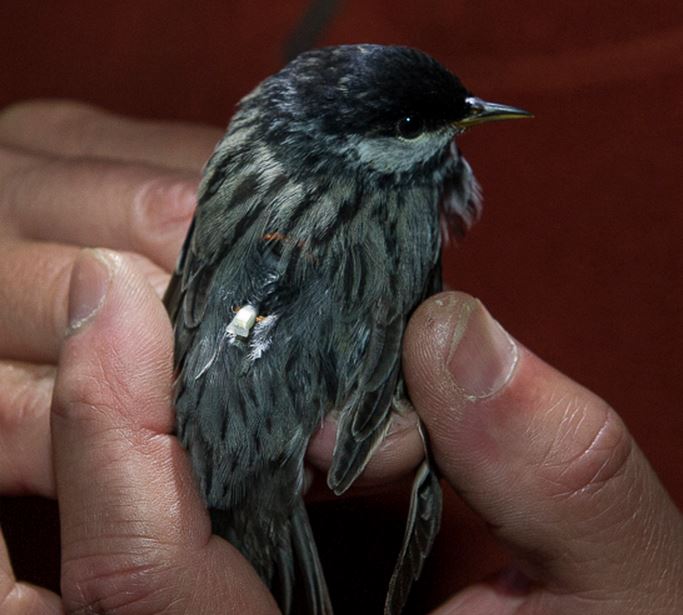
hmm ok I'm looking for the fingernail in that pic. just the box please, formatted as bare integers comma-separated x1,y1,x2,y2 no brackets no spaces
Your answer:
446,298,518,400
66,249,116,336
137,178,198,231
163,180,198,223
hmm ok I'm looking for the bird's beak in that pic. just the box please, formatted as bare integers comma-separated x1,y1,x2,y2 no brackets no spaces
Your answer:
454,96,533,128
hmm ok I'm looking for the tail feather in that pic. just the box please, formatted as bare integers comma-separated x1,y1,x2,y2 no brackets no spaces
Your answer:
274,538,295,615
210,500,332,615
291,499,334,615
384,458,443,615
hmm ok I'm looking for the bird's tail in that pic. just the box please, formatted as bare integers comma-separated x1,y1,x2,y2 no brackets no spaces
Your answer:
289,498,333,614
384,457,443,615
210,498,333,615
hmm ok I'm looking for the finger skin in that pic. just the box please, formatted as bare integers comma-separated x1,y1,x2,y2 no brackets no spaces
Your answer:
0,146,197,272
0,527,63,614
51,250,278,614
0,99,221,173
0,361,55,496
307,410,424,489
0,240,168,363
0,241,75,363
0,248,166,498
429,582,525,615
404,292,683,614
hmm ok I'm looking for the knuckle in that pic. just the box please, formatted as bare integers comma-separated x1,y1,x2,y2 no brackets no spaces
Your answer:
62,552,180,615
0,146,63,240
53,344,150,430
51,372,111,427
52,342,120,423
57,368,132,423
537,391,633,498
0,144,41,229
0,363,54,494
0,363,53,438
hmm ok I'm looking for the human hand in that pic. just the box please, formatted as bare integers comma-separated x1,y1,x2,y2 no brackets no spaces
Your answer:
3,103,680,613
0,99,422,501
0,100,221,499
0,101,272,611
0,102,423,611
1,249,280,612
0,239,422,612
401,292,683,614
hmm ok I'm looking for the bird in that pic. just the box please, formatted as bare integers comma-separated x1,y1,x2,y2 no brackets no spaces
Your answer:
164,43,530,615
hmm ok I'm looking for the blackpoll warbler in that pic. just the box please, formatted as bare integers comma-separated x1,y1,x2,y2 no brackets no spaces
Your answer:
165,44,530,614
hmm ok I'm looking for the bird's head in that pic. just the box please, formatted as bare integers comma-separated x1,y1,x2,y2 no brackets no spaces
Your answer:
249,44,530,180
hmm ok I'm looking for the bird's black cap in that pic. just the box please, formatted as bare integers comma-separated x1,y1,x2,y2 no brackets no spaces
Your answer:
269,44,472,137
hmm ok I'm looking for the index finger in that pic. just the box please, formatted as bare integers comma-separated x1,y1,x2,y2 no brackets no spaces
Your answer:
0,100,221,173
0,147,197,272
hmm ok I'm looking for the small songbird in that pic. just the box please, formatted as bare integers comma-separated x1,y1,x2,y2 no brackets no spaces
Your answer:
164,44,530,614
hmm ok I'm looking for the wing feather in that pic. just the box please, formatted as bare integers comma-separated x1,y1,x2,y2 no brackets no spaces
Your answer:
327,306,404,494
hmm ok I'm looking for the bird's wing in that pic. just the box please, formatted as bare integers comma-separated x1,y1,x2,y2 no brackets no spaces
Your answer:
165,151,334,615
326,256,445,614
164,144,286,371
327,302,404,494
381,261,444,614
326,250,443,496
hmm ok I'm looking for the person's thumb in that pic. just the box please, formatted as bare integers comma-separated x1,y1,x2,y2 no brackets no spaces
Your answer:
52,249,277,614
404,291,683,614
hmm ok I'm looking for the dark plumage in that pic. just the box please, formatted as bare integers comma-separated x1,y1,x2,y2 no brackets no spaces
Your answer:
164,44,530,614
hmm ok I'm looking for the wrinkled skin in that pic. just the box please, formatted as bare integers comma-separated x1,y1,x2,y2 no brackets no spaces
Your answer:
0,101,681,615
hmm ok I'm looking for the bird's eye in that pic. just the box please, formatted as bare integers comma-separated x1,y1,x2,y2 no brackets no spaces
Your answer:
396,115,425,139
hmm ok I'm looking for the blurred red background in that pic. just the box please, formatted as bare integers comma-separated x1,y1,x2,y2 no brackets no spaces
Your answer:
1,1,681,612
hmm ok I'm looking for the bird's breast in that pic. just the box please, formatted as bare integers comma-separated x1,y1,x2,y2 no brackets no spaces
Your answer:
305,182,442,310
